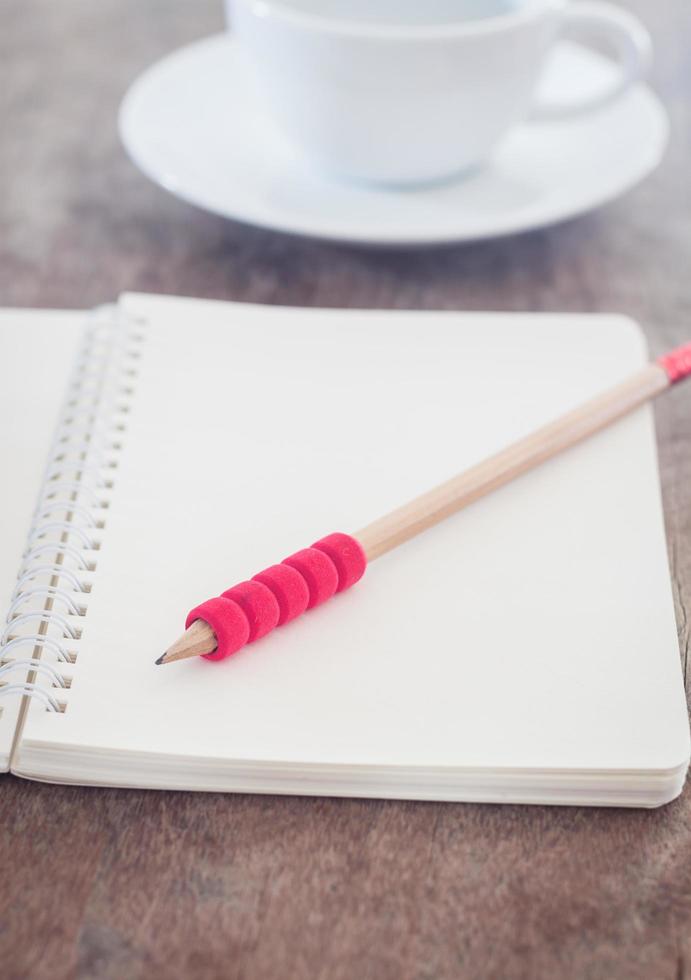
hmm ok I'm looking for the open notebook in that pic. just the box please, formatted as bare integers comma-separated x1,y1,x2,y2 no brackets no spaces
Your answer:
1,294,688,806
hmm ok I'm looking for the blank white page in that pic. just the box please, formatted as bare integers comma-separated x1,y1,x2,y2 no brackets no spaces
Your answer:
16,295,689,786
0,310,85,770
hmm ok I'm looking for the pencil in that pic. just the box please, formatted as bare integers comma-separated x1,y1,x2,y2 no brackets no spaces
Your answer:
159,342,691,666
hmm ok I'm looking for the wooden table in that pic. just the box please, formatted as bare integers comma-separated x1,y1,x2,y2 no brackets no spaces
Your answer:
1,2,690,977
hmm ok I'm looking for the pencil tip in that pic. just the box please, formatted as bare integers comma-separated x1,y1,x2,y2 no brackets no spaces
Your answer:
156,620,218,667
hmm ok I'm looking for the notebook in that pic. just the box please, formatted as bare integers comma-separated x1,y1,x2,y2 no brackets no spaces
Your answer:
1,293,688,806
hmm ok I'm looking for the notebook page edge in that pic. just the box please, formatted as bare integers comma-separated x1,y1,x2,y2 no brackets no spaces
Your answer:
0,309,86,770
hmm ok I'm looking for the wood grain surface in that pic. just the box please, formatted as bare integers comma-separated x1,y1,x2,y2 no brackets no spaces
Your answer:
1,1,690,978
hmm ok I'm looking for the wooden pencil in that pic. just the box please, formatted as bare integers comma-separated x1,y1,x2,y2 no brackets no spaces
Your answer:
159,343,691,666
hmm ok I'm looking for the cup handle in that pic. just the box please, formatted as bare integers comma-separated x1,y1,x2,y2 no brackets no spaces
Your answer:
532,0,652,121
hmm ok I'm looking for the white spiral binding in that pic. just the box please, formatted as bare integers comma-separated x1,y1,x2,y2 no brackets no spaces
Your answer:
0,305,144,714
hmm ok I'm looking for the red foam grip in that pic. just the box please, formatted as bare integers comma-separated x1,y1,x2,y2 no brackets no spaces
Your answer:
222,580,280,642
312,533,367,592
253,563,310,625
658,343,691,384
187,534,367,662
282,548,339,608
186,596,250,662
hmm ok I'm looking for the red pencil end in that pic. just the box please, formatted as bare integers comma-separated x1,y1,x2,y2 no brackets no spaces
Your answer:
658,343,691,385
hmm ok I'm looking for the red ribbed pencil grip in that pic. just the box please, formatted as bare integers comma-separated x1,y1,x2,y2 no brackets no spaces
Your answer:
185,533,367,661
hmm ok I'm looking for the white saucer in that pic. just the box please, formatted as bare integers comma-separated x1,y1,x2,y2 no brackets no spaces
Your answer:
119,34,668,247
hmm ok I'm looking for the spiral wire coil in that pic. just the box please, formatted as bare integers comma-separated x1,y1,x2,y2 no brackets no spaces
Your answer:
0,306,143,714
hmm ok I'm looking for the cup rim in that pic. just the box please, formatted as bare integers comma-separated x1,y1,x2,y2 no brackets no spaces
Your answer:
240,0,564,40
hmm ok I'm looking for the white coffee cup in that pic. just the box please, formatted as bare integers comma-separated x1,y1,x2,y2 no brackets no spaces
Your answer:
227,0,652,186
